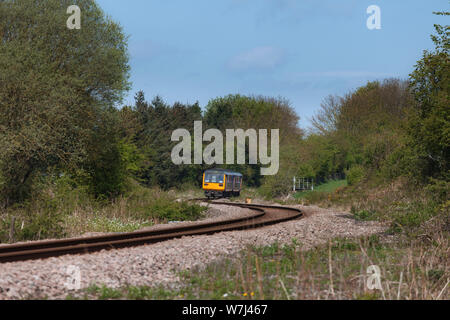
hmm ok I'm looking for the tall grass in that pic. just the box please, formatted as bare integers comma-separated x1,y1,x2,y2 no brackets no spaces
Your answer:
73,234,449,300
293,179,347,203
0,179,206,243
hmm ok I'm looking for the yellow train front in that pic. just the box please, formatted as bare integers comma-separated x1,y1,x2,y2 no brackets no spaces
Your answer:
202,169,243,199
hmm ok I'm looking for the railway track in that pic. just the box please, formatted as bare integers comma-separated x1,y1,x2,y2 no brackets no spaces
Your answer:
0,200,302,263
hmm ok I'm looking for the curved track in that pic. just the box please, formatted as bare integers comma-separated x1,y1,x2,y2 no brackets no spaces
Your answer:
0,201,302,263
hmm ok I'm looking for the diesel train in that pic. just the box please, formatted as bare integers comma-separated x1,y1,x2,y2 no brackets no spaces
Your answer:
202,169,243,199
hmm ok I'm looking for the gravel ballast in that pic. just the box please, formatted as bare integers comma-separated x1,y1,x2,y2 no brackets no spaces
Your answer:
0,202,387,299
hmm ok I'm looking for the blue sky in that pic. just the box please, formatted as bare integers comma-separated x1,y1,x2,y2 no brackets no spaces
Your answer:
96,0,449,127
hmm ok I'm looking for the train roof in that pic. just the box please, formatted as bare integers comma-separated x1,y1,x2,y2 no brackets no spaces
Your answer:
204,168,243,176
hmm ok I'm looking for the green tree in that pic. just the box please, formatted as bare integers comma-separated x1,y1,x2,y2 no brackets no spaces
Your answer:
409,12,449,178
0,0,130,205
204,94,303,187
118,93,204,189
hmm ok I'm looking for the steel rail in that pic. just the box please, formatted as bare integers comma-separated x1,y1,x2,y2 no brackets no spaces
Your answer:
0,201,302,263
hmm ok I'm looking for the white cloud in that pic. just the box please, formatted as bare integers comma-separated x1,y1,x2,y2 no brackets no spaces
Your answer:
227,46,285,71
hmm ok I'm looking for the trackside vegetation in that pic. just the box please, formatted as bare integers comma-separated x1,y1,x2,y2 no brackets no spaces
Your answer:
0,1,448,300
71,235,448,300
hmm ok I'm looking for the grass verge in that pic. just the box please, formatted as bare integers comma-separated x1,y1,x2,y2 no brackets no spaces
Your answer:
71,234,449,300
0,182,207,242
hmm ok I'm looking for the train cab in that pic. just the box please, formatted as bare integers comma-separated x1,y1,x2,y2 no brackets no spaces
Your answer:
203,169,243,199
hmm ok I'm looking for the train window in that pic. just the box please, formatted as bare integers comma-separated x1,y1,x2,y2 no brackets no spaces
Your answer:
227,175,232,185
205,173,224,183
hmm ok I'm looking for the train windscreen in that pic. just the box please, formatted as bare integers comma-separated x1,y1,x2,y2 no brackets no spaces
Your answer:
204,173,224,183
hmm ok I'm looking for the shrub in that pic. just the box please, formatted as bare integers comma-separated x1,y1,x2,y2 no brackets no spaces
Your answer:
351,207,376,221
388,200,439,234
259,174,292,199
346,165,365,186
149,199,206,222
425,178,449,203
19,201,65,240
0,198,66,242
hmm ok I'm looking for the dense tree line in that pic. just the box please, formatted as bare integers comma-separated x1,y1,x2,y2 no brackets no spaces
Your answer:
0,1,447,208
115,93,303,191
304,79,413,181
0,0,130,206
117,91,203,189
302,12,448,194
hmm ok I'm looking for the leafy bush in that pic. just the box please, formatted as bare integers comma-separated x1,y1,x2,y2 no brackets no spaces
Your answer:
425,178,449,203
259,174,292,199
0,198,66,243
0,178,208,242
121,184,206,222
149,199,206,222
388,201,439,234
351,207,376,221
346,165,365,186
19,202,65,240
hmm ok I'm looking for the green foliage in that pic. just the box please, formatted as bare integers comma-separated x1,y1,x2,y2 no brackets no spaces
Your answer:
427,269,445,283
119,93,204,189
300,134,344,182
147,199,206,222
301,13,448,240
204,94,303,189
301,13,450,188
82,108,128,198
346,165,365,186
425,178,449,202
0,1,447,253
259,174,292,199
387,200,442,235
86,284,123,300
0,196,66,242
118,139,144,175
294,179,347,201
0,0,130,206
76,234,447,300
314,179,348,193
351,207,376,221
380,144,417,180
0,176,208,242
18,201,65,241
86,216,151,233
307,78,413,185
408,16,449,178
205,94,300,136
104,183,207,223
296,164,315,178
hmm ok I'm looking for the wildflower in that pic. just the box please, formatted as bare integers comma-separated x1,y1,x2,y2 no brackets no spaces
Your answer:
243,292,248,297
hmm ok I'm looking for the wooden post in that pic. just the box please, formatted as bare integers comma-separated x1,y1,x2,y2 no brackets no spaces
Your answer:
9,216,16,243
